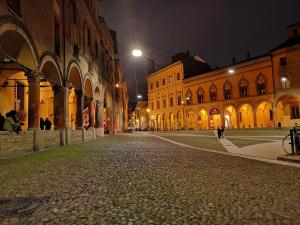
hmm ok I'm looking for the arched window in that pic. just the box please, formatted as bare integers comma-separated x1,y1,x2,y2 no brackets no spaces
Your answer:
239,78,248,97
177,95,182,106
210,85,217,102
186,89,193,105
197,87,204,103
256,75,267,95
280,75,290,89
224,81,232,100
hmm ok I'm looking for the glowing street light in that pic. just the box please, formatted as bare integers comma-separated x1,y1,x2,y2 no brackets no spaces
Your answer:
132,49,143,57
146,108,151,113
281,77,287,82
228,69,235,74
137,94,142,99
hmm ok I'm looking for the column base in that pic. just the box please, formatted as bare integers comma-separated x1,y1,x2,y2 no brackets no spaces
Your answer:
95,127,105,138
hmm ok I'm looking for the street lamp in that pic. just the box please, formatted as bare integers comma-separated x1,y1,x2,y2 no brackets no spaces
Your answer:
132,49,143,57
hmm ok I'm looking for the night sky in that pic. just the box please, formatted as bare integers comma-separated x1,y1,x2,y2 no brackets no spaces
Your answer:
100,0,300,103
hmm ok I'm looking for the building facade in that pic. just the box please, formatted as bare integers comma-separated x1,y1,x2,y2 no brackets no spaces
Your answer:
147,23,300,130
0,0,128,152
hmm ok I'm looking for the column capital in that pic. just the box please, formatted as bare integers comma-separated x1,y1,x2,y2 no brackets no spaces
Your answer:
27,70,40,82
75,89,83,97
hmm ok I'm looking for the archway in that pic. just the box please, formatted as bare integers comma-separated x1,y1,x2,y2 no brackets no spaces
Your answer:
170,112,176,131
0,29,39,130
275,95,300,127
162,113,168,131
223,106,237,129
157,114,162,131
40,59,63,130
256,101,273,128
177,111,183,130
209,108,222,129
83,78,94,129
239,104,254,128
68,65,83,129
198,109,209,130
186,110,197,129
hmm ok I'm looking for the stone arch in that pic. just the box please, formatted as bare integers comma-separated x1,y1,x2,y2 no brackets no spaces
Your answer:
238,103,254,128
197,108,209,130
0,18,39,69
255,101,273,128
223,80,232,100
40,57,64,129
83,75,94,99
185,88,193,105
67,60,83,90
223,105,238,129
274,95,300,128
197,86,205,103
94,86,101,101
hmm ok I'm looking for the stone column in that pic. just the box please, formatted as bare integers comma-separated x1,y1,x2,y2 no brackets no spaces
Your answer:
88,101,95,128
53,85,65,130
175,117,179,130
237,112,241,129
27,72,40,130
75,90,84,129
167,118,171,131
95,101,103,128
253,110,257,128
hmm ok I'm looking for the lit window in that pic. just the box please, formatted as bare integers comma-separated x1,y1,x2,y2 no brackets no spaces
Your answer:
210,85,217,102
240,79,248,97
256,75,267,95
185,90,193,105
291,106,300,119
281,75,290,89
224,81,232,100
197,88,204,103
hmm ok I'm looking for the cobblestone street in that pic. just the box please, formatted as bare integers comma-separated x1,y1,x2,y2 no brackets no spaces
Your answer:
1,133,300,225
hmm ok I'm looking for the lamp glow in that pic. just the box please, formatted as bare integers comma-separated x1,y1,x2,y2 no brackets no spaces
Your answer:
228,69,235,74
132,49,143,57
281,77,287,82
137,94,142,99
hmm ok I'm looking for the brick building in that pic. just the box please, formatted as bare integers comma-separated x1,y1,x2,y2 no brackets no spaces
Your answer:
147,23,300,130
0,0,128,152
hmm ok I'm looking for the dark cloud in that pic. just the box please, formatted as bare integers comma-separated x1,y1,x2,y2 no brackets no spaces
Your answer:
100,0,300,103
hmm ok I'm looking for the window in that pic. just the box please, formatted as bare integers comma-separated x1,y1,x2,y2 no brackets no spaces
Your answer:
162,79,166,85
197,88,204,103
54,19,60,57
281,75,290,89
156,101,160,110
256,75,266,95
177,95,182,106
156,81,159,88
7,0,21,16
15,82,25,113
280,57,287,66
291,106,300,119
150,83,153,90
170,97,174,107
163,99,166,108
71,1,77,24
177,73,181,80
87,28,91,46
224,81,232,100
210,85,217,102
240,79,248,97
186,90,192,105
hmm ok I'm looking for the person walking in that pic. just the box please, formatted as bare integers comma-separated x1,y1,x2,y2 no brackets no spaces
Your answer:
44,118,52,130
0,113,4,131
40,118,45,130
217,127,222,139
221,126,225,138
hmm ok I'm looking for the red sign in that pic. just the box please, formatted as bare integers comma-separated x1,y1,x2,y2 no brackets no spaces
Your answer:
209,108,220,115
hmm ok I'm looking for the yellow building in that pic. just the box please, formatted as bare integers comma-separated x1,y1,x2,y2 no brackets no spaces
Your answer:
147,23,300,130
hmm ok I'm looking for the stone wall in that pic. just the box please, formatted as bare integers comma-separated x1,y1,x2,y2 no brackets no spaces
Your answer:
43,131,61,149
0,131,34,153
71,130,83,144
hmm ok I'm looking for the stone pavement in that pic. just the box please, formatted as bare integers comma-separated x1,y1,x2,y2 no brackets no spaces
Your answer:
1,133,300,225
213,131,287,160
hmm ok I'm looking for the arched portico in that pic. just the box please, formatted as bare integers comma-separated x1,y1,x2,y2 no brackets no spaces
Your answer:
238,104,254,128
256,101,273,128
198,108,209,130
0,28,40,130
223,105,237,129
275,95,300,127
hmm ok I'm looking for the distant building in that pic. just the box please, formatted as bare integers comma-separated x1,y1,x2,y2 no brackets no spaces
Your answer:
147,23,300,130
